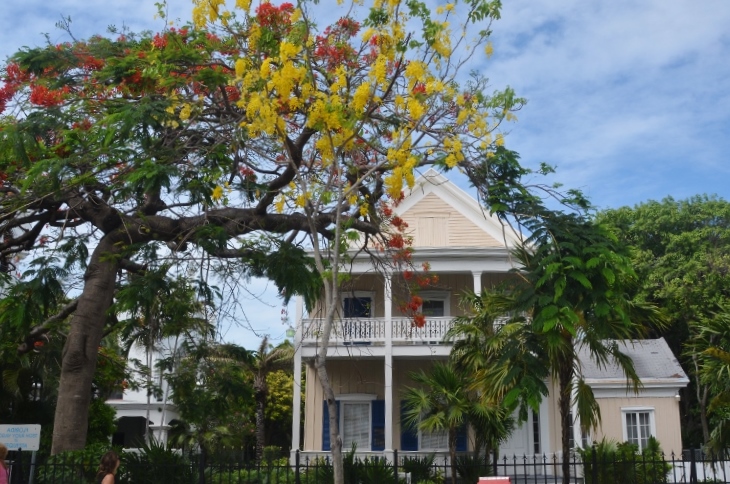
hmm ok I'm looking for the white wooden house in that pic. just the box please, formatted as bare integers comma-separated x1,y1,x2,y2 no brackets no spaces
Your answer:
289,169,689,464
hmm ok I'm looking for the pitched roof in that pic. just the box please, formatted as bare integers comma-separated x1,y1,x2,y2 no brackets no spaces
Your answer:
396,168,522,248
578,338,689,388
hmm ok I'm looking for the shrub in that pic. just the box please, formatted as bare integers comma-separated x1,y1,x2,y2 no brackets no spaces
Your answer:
117,440,194,484
400,454,443,484
579,437,671,484
35,442,110,484
455,454,492,483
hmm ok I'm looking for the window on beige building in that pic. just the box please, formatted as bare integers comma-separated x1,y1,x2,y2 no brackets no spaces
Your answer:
622,408,655,451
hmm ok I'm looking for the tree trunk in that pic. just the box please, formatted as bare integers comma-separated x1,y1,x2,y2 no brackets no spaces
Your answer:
449,427,457,484
51,238,120,454
700,385,711,445
255,383,266,463
558,360,574,484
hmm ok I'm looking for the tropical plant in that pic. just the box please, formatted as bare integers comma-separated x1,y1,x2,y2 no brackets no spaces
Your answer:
400,454,441,484
248,337,294,462
450,203,665,484
265,369,301,451
165,341,256,471
690,308,730,452
35,442,111,484
402,362,490,484
300,446,400,484
579,437,671,484
597,195,730,446
118,439,194,484
115,266,215,444
455,454,492,483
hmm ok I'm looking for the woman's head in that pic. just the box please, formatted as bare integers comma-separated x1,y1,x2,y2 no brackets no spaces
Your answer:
98,450,120,475
0,443,7,461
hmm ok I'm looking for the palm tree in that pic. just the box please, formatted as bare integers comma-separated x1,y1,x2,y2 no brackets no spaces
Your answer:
166,340,255,479
449,213,664,484
115,266,215,443
402,362,479,484
250,337,294,463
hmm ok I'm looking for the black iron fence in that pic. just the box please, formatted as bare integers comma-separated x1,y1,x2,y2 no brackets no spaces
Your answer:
5,448,730,484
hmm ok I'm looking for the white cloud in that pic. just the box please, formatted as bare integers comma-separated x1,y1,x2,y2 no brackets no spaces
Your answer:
482,0,730,208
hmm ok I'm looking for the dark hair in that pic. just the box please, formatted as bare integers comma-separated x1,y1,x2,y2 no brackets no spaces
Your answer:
97,450,119,477
0,443,7,462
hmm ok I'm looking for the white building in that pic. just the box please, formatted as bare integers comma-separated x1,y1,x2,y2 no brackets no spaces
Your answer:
289,169,689,464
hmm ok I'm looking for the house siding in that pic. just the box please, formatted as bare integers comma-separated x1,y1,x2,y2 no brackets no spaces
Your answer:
305,358,458,451
401,192,502,248
304,360,386,451
593,397,683,454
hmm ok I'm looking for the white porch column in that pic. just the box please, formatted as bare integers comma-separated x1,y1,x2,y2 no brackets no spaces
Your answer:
472,270,483,295
290,295,304,463
384,272,394,461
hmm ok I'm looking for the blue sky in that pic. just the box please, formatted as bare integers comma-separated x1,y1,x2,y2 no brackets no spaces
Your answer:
3,0,729,347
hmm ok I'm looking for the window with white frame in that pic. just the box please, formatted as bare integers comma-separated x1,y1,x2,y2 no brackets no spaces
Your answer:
420,427,448,450
342,402,371,451
342,291,374,318
338,394,376,451
622,408,655,451
418,291,450,317
568,411,592,449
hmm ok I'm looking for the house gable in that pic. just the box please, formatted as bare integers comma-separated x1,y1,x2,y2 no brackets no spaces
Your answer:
396,169,519,249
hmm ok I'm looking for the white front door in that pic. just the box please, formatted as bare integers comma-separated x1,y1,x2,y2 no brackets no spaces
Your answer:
500,420,531,459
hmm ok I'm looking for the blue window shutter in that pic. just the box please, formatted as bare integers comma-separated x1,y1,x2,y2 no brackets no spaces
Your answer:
371,400,385,451
400,401,418,451
456,423,468,452
322,401,340,451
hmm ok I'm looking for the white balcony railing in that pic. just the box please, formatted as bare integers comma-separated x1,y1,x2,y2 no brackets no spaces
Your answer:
301,317,457,345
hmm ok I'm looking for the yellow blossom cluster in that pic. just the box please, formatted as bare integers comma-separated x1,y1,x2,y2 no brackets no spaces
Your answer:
442,136,465,168
191,0,518,214
192,0,228,28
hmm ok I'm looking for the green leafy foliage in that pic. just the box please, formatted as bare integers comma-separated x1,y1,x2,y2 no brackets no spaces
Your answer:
300,447,399,484
579,437,671,484
598,195,730,447
35,442,111,484
165,341,256,455
118,440,194,484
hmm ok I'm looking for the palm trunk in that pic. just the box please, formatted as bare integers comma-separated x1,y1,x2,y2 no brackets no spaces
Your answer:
51,238,119,454
558,360,574,484
159,334,180,445
255,383,266,463
449,428,457,484
700,385,711,445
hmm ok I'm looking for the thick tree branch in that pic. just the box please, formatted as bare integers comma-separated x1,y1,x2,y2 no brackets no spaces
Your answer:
17,299,79,355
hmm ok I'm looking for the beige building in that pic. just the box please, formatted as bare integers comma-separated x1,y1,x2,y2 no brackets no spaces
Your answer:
290,170,689,463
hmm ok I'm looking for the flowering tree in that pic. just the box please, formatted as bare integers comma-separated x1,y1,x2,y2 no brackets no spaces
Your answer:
0,0,521,466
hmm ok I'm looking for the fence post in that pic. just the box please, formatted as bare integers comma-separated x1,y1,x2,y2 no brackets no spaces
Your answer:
393,449,399,484
295,450,301,484
492,448,497,477
689,448,697,484
14,449,24,484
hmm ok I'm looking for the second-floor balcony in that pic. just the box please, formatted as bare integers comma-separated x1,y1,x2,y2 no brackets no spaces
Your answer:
301,317,457,346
